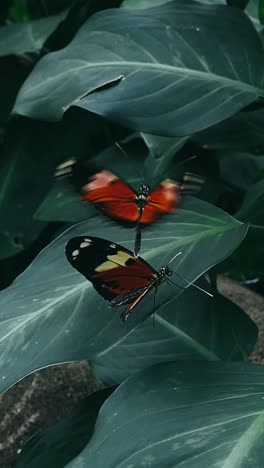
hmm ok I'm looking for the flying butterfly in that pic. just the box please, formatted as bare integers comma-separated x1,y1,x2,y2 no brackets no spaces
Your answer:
56,159,204,257
65,236,211,322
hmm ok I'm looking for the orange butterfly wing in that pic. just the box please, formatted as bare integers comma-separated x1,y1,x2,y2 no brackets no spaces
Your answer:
81,170,139,223
139,179,182,224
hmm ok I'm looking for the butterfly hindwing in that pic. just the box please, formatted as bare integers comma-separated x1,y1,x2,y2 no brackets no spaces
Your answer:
139,179,182,225
65,236,156,302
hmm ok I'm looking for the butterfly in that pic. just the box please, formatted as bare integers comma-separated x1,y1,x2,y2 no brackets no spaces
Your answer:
56,160,203,257
65,236,176,322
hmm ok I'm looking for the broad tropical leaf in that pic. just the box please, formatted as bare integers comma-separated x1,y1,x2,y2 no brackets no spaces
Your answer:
14,1,264,135
16,387,116,468
92,289,257,384
0,197,247,393
67,362,264,468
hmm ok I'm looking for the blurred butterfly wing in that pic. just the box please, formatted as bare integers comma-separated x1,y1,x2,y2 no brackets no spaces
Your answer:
65,236,156,302
139,179,182,224
81,170,139,223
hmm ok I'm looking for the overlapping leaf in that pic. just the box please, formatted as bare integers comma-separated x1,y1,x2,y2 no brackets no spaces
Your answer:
16,387,116,468
67,362,264,468
0,10,68,56
92,289,257,384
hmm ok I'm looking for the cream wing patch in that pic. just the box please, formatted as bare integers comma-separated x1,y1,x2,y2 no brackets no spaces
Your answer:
95,250,133,272
80,239,92,248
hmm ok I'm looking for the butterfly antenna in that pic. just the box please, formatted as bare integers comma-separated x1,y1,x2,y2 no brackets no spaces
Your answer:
115,142,145,185
169,271,213,297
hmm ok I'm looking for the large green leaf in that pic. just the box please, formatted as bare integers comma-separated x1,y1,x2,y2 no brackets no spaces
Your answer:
0,198,247,393
67,362,264,468
92,289,257,384
0,10,68,56
16,387,116,468
14,1,264,135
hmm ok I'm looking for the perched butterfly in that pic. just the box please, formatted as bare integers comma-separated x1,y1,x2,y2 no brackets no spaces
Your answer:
65,236,177,322
57,160,203,257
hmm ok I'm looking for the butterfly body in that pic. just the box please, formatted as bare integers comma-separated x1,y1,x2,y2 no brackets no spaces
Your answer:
65,236,172,322
136,183,151,218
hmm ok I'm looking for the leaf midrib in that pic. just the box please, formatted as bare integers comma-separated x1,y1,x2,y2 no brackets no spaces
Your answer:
22,61,264,99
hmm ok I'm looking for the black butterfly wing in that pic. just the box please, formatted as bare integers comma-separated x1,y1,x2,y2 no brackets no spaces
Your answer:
65,236,156,302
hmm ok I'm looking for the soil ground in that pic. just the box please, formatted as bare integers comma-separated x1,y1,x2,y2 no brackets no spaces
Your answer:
1,277,264,467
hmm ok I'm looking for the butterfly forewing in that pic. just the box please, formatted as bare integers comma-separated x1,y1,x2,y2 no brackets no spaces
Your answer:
65,236,156,303
57,162,186,257
81,170,139,223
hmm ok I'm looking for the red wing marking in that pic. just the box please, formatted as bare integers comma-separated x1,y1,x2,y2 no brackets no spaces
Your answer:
81,170,139,223
93,259,155,298
139,179,182,224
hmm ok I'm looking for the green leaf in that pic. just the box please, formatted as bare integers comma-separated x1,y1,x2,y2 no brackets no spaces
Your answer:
0,10,68,56
92,289,257,384
142,133,189,181
34,179,97,223
14,1,264,135
0,110,112,259
66,362,264,468
0,197,247,393
16,387,116,468
122,0,170,7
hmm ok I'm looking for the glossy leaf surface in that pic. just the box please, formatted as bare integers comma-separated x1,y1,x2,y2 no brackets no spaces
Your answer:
0,197,247,393
14,1,264,136
67,362,264,468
